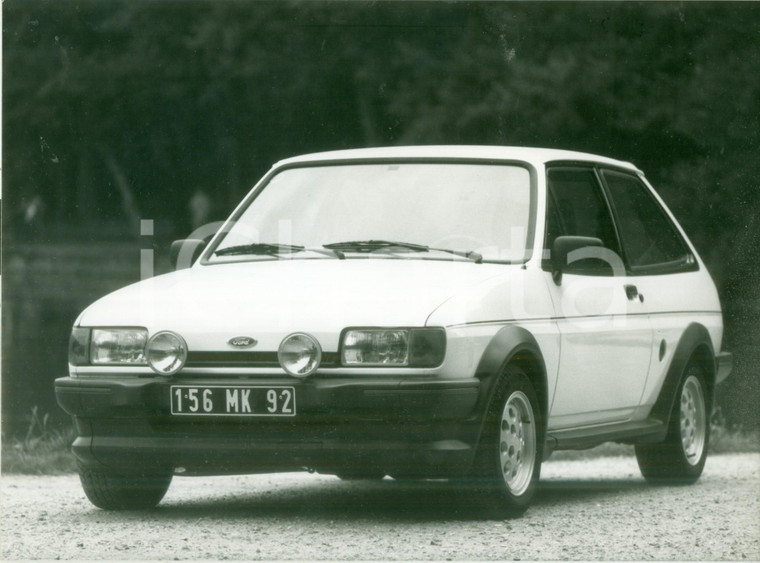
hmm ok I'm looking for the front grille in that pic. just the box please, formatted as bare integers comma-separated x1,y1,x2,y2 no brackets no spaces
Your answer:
185,351,340,369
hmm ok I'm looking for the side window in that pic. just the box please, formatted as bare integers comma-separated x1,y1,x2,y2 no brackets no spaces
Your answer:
546,168,620,252
545,167,621,275
601,170,695,273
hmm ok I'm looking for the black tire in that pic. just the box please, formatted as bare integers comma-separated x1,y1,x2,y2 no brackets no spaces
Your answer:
636,360,710,484
473,364,543,518
78,464,173,510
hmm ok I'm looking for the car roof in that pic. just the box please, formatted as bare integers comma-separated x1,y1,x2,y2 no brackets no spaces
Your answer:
275,145,641,173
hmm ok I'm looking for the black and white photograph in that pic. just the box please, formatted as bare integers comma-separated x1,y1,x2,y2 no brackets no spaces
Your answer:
1,1,759,560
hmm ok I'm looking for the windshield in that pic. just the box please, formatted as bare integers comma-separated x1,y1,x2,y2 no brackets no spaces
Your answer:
209,162,533,263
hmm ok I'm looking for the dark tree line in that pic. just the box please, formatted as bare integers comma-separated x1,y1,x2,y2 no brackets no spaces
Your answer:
3,1,759,431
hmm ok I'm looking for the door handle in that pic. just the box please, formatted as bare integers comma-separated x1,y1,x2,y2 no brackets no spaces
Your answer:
625,284,644,302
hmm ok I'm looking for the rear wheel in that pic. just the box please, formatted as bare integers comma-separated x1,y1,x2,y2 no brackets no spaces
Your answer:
636,361,710,484
78,464,173,510
474,365,542,517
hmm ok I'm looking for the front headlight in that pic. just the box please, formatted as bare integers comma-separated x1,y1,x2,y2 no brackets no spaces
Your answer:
69,327,188,376
90,328,148,365
146,331,188,375
341,328,445,367
278,333,322,378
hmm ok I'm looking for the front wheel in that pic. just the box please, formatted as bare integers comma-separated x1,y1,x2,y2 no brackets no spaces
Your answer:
475,365,542,517
78,464,173,510
636,361,710,484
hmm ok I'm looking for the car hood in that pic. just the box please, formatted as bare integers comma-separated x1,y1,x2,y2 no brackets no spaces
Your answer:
78,258,509,351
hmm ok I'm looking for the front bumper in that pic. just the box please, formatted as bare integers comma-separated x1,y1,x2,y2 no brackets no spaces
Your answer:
55,374,483,476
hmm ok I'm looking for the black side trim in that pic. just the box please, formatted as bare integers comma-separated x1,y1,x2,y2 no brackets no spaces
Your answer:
446,310,722,328
546,419,667,453
649,323,714,426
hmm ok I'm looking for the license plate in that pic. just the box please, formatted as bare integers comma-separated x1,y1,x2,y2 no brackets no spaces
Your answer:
170,385,296,416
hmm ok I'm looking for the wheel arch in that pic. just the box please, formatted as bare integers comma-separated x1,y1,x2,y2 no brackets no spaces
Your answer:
650,323,716,427
472,325,548,446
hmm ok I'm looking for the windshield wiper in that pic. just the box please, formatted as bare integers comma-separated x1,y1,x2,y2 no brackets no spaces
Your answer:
430,247,483,263
215,242,306,257
323,240,482,263
324,240,427,253
214,242,345,259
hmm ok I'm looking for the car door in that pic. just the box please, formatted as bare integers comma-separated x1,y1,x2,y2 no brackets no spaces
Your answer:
597,168,708,411
544,166,653,429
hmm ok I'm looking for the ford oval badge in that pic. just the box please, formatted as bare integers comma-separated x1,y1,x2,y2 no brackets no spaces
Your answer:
228,336,257,348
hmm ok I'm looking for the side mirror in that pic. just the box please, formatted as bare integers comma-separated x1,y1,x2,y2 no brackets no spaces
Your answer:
551,236,604,285
170,239,206,270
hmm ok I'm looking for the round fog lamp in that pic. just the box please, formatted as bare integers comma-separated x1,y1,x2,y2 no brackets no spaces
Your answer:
278,333,322,378
146,331,187,375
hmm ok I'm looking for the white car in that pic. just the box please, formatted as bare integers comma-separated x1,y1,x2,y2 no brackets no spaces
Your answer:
56,146,732,516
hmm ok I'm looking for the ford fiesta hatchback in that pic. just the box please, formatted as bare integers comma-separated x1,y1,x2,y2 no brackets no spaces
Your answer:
56,146,732,516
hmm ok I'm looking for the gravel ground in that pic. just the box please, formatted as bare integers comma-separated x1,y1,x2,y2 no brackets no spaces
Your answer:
2,453,758,561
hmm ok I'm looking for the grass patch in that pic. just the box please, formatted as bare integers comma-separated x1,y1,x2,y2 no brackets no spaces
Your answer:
709,423,760,454
1,407,77,475
2,430,78,474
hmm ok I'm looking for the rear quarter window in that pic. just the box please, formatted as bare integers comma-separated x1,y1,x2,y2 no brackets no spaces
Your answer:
601,170,696,274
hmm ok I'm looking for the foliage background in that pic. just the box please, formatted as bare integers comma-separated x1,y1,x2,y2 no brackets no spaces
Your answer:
2,0,759,436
